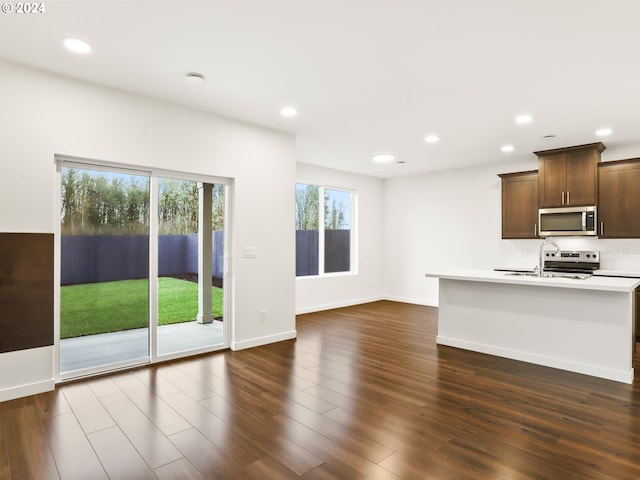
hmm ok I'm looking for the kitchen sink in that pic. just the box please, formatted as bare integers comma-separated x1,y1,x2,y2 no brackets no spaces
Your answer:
546,272,592,280
503,271,591,280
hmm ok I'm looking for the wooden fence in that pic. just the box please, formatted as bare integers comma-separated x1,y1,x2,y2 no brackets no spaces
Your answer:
62,229,348,283
61,232,224,285
296,230,350,276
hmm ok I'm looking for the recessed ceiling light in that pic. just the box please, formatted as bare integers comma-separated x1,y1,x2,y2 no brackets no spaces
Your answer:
185,72,205,84
501,145,515,153
372,153,395,163
515,114,533,124
425,135,440,143
63,38,91,54
596,128,612,137
280,106,298,117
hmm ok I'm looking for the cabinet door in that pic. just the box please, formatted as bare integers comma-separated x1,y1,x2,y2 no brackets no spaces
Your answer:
538,154,566,208
537,142,603,208
566,150,598,206
500,171,539,239
598,159,640,238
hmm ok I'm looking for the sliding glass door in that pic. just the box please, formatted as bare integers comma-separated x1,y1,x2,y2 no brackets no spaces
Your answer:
59,166,150,374
58,161,228,378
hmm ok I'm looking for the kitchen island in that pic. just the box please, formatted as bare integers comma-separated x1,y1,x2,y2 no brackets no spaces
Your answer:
425,270,640,383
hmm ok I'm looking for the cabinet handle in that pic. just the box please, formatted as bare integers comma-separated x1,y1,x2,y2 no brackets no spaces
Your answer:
534,224,537,237
562,191,565,204
566,191,570,204
600,222,604,236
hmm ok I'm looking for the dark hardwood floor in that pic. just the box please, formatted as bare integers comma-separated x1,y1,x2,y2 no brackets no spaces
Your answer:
1,300,640,479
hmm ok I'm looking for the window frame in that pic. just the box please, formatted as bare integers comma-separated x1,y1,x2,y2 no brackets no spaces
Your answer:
295,182,357,278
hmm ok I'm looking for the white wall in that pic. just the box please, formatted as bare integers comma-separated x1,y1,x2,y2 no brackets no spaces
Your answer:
3,57,640,401
295,163,384,313
0,59,296,400
383,142,640,307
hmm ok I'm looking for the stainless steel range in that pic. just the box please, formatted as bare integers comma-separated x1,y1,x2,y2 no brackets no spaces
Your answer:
543,250,600,274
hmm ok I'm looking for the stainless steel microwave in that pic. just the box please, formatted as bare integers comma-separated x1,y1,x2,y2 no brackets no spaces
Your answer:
538,206,597,237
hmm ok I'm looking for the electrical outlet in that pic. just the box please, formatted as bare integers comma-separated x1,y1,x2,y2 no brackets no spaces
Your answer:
243,247,256,258
260,309,268,321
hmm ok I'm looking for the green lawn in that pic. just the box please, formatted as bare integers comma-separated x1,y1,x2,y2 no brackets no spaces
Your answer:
60,277,223,339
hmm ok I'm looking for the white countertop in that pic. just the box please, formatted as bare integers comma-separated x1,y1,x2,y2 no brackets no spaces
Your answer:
594,269,640,278
426,269,640,292
495,266,640,279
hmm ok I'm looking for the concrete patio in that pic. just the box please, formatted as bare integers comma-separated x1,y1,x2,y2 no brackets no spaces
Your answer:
60,320,225,373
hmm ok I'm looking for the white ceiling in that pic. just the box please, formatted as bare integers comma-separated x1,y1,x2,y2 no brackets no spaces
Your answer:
1,0,639,178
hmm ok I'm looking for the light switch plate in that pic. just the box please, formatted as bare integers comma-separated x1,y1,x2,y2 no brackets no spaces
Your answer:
243,247,256,258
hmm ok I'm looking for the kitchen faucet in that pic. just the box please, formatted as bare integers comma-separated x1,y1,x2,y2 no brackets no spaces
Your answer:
538,238,560,277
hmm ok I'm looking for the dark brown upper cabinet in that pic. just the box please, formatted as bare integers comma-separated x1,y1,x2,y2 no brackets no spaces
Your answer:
498,170,539,239
598,158,640,238
535,142,605,208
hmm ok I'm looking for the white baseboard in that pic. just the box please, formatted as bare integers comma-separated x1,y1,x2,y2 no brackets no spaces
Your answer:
296,296,438,315
0,346,55,402
382,295,438,307
0,379,55,403
295,296,385,315
231,330,297,351
437,335,634,384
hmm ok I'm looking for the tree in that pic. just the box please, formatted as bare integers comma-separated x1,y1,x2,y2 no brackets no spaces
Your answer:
61,168,224,235
212,184,224,230
61,167,80,233
125,176,149,231
61,168,149,235
295,184,319,230
158,179,200,234
325,196,346,230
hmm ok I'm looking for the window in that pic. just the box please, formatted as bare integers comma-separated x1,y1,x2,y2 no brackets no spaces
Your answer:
295,183,354,276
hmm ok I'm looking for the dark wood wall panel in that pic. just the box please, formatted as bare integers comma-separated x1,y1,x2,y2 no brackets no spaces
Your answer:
0,233,54,353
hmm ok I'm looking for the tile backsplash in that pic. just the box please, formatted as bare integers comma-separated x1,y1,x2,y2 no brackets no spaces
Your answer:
499,238,640,273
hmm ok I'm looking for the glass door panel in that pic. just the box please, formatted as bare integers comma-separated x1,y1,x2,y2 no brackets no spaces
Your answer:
59,166,150,374
157,179,225,355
